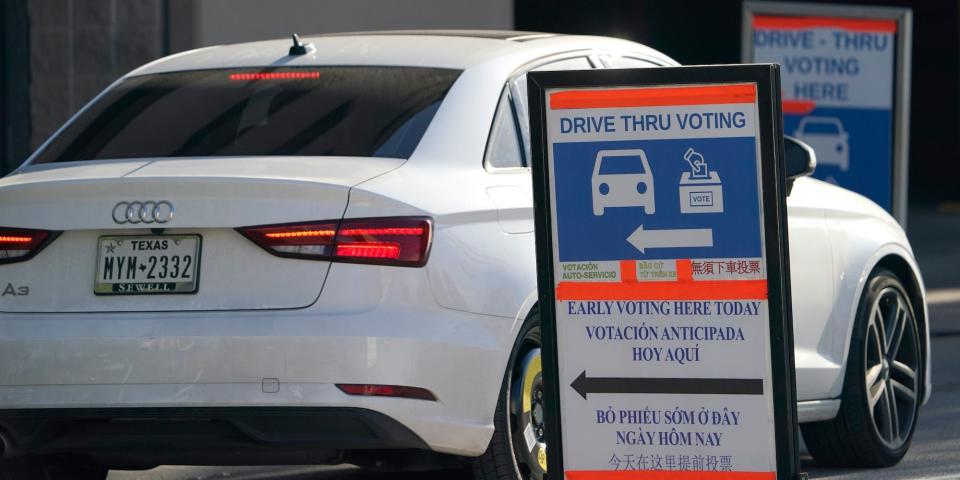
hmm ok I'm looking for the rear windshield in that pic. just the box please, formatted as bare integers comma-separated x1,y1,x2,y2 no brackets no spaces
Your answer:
31,67,461,164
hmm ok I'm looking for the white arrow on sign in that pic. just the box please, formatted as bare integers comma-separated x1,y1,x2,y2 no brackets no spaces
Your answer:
627,225,713,253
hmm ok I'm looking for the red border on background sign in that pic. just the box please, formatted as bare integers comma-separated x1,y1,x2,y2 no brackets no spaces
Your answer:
566,471,776,480
781,99,816,115
753,15,897,33
550,84,757,110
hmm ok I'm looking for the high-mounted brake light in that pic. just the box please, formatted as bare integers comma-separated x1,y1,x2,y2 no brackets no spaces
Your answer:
228,71,321,81
237,217,432,267
0,227,57,265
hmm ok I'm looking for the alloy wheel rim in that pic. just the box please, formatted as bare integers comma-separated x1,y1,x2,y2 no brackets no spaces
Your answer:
864,286,920,450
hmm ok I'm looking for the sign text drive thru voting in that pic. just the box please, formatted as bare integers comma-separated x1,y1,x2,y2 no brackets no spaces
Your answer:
529,65,800,479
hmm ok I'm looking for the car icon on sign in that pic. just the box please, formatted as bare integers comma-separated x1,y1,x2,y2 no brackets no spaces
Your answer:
591,149,655,216
792,116,849,171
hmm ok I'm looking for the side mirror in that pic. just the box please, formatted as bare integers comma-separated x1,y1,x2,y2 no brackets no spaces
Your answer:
784,135,816,196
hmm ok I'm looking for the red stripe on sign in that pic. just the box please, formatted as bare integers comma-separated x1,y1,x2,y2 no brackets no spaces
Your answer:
782,99,816,115
566,471,776,480
550,84,756,110
753,15,897,33
620,260,637,283
676,259,693,282
556,279,768,301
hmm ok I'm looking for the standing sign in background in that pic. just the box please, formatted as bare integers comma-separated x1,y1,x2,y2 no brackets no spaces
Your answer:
743,1,912,226
528,65,800,480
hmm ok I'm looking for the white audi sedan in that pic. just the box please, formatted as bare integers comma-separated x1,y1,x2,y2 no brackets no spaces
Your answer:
0,31,929,479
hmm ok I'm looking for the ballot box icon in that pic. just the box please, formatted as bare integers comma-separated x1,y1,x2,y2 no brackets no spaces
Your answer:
679,148,724,214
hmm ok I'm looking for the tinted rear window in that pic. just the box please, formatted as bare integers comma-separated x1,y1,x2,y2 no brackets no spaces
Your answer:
31,67,460,164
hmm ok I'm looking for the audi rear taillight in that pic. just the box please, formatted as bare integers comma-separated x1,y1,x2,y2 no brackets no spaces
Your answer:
238,217,432,267
0,227,57,265
239,221,338,258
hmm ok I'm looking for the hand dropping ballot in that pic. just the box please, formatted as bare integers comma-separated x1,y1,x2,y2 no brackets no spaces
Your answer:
679,148,724,214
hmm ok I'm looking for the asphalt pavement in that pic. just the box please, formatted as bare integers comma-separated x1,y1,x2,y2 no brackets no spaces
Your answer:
110,210,960,480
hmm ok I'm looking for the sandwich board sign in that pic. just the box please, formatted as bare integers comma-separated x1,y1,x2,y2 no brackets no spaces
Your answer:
528,65,801,479
742,1,912,226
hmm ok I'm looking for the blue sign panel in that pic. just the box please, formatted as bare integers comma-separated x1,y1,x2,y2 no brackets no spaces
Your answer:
553,137,762,262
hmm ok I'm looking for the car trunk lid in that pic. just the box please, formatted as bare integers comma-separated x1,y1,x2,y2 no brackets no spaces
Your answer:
0,156,403,313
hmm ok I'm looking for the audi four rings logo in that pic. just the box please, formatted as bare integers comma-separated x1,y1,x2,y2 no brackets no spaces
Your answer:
112,201,175,224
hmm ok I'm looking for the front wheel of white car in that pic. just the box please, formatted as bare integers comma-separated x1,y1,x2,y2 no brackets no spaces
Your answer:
802,269,922,467
473,311,545,480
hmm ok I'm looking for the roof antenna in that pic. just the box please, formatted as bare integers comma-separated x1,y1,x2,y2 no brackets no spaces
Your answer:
288,34,312,56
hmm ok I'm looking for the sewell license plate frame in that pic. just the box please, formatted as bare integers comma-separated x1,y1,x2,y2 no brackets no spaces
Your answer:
94,234,202,295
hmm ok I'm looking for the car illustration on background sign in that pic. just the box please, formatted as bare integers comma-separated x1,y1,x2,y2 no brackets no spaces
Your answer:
793,116,850,171
0,30,930,480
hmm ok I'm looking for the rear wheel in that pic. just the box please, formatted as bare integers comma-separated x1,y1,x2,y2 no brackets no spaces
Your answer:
473,312,544,480
0,456,108,480
802,269,922,467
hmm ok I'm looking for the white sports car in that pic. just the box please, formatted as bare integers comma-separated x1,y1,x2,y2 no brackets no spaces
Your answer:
0,31,929,479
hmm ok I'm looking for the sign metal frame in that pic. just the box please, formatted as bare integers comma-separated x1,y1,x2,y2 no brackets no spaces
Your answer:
528,64,801,480
742,1,913,228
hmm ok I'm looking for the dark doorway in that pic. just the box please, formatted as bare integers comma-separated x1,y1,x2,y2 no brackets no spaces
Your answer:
1,0,29,176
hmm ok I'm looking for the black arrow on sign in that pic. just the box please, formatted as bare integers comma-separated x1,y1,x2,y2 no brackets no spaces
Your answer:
570,371,764,400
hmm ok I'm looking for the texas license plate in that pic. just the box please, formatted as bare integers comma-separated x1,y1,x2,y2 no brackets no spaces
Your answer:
94,235,201,295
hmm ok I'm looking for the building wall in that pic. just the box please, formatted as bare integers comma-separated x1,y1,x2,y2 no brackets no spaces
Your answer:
183,0,513,50
26,0,165,151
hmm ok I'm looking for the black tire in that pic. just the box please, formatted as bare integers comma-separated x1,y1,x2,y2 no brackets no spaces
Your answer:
473,311,544,480
0,456,108,480
802,269,923,467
